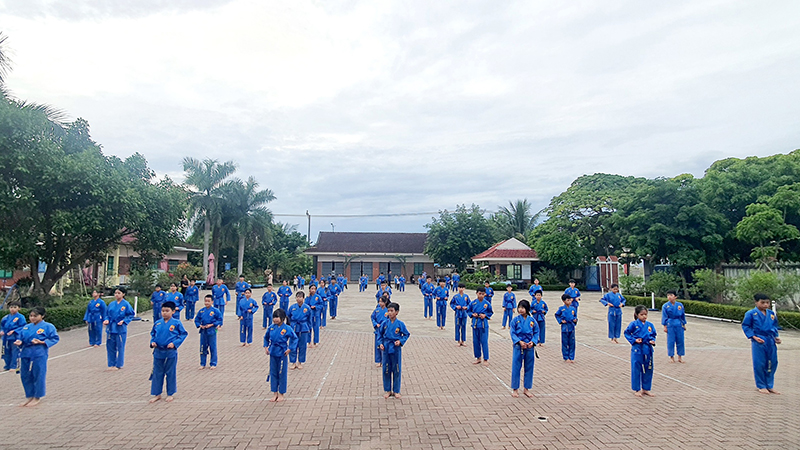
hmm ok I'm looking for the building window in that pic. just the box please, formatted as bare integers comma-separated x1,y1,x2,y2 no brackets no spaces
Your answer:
168,260,179,273
0,269,12,278
106,255,115,274
414,263,424,276
508,264,522,280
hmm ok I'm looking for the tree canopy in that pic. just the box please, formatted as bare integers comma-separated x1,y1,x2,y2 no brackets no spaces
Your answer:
425,204,496,271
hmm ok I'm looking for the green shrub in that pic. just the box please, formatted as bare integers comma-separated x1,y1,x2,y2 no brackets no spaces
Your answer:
0,296,153,331
464,282,511,291
690,268,732,303
533,268,559,285
644,272,681,297
618,275,645,296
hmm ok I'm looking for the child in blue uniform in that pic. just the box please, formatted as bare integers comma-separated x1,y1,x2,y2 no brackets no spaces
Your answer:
451,272,460,292
14,306,59,407
528,278,543,298
600,283,626,343
237,289,259,346
501,284,516,329
83,290,106,347
468,287,493,365
398,276,405,292
554,294,577,362
625,305,657,397
434,279,449,330
307,285,322,347
235,275,250,302
328,278,342,320
359,274,368,292
564,280,581,315
149,301,188,403
509,299,539,398
287,291,311,369
261,284,277,329
531,291,548,346
661,290,687,363
421,276,434,320
742,293,782,394
483,281,495,304
211,279,231,326
379,302,410,399
376,280,392,302
264,309,298,402
450,283,470,347
105,287,135,370
195,294,222,369
1,301,26,370
278,280,293,313
184,280,199,320
165,282,184,322
371,296,389,367
150,284,165,322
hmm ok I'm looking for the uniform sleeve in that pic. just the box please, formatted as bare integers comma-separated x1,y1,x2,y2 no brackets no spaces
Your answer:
213,310,223,327
262,293,269,306
174,322,189,348
287,328,298,351
123,302,135,324
543,302,549,315
554,308,562,323
649,322,657,342
236,301,244,317
741,311,755,339
531,319,540,345
679,304,686,326
576,289,582,298
371,309,379,328
620,295,626,307
399,322,410,345
150,322,158,345
661,305,669,326
194,311,202,329
250,300,259,314
772,315,780,338
83,303,91,321
224,286,230,302
485,303,493,319
45,324,60,347
624,322,637,344
599,293,609,306
509,319,521,345
263,328,271,348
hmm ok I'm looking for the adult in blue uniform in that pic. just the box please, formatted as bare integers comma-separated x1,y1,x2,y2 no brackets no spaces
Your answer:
150,285,166,322
433,279,449,329
211,278,231,326
421,276,434,320
105,287,135,370
509,299,539,398
1,301,26,370
14,306,59,407
277,280,293,313
624,305,657,397
501,284,516,329
378,302,410,399
149,301,188,403
600,283,626,343
236,289,259,346
450,283,470,346
264,309,298,402
184,280,200,320
468,288,493,365
195,294,223,369
287,291,311,369
661,289,686,362
742,293,782,394
530,291,548,346
83,289,106,347
261,284,277,329
371,297,389,367
554,294,577,362
235,275,251,302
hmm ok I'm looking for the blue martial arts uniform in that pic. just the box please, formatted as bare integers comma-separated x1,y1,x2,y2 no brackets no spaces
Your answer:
502,291,516,328
564,287,581,313
307,292,322,344
509,314,539,390
555,305,578,361
211,284,231,323
484,286,494,304
287,302,311,364
528,283,543,298
235,280,251,301
261,290,277,328
399,276,405,291
1,312,26,370
379,317,410,394
451,274,460,292
359,276,368,292
434,285,449,327
165,291,184,320
16,320,59,399
83,298,106,346
317,286,329,327
150,317,188,397
742,307,780,390
194,306,222,367
236,296,259,344
661,300,686,357
277,285,292,313
150,290,166,322
106,299,134,368
371,305,388,363
531,298,548,344
600,292,626,339
264,323,297,394
450,293,470,342
376,286,392,303
468,297,493,361
625,319,657,392
184,285,199,320
329,283,342,318
421,282,434,318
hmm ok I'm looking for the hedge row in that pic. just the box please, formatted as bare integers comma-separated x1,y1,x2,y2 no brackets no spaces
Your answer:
626,295,800,330
0,296,153,331
464,282,513,292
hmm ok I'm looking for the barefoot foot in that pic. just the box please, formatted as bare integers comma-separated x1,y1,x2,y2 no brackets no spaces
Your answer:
165,396,174,402
384,392,392,399
511,390,520,398
149,395,162,403
18,398,32,407
523,389,534,398
634,391,643,397
473,359,482,365
26,398,40,407
768,389,781,395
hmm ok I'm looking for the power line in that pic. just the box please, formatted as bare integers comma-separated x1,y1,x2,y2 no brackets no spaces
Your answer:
272,212,440,218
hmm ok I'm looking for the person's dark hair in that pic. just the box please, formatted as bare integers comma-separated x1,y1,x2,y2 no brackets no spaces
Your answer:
666,289,677,296
273,309,287,322
476,287,486,293
568,279,576,284
518,299,531,314
245,288,252,293
116,286,127,295
162,301,176,310
561,293,571,302
387,302,400,311
610,283,618,289
7,300,21,308
204,294,212,300
30,306,46,317
155,284,162,289
239,274,245,278
634,304,647,319
458,283,465,288
296,291,305,298
378,296,388,306
170,282,178,287
754,293,770,301
267,283,272,287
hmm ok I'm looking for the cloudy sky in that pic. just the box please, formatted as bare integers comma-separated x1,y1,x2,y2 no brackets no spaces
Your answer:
2,0,800,241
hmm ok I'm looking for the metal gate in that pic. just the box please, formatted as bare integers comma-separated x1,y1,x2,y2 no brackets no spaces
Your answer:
584,266,600,291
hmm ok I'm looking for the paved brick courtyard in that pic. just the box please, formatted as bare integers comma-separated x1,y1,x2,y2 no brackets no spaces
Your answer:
0,286,797,449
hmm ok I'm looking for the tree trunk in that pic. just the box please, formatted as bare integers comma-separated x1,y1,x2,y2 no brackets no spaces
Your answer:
237,234,245,277
203,215,210,281
680,272,690,300
212,226,220,278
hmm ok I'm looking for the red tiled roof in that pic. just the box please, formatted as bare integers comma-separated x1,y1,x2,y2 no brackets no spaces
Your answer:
473,241,538,260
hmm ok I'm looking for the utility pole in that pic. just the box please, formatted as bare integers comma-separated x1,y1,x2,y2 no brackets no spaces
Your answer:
306,210,311,244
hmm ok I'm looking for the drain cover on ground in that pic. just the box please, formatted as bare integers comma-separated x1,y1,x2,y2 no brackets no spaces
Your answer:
537,416,548,422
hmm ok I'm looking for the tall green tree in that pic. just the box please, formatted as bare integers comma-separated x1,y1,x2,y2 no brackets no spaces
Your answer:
494,199,536,243
221,176,275,276
424,204,495,270
0,99,185,298
734,203,800,269
182,157,237,280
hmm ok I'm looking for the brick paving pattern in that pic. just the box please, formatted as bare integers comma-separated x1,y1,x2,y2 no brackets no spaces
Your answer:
0,286,797,449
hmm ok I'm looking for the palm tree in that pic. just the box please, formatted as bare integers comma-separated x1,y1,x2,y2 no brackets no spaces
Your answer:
497,199,537,242
0,32,11,89
221,176,276,276
182,157,237,281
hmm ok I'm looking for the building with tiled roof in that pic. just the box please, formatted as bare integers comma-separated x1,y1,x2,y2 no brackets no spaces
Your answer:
472,238,539,282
